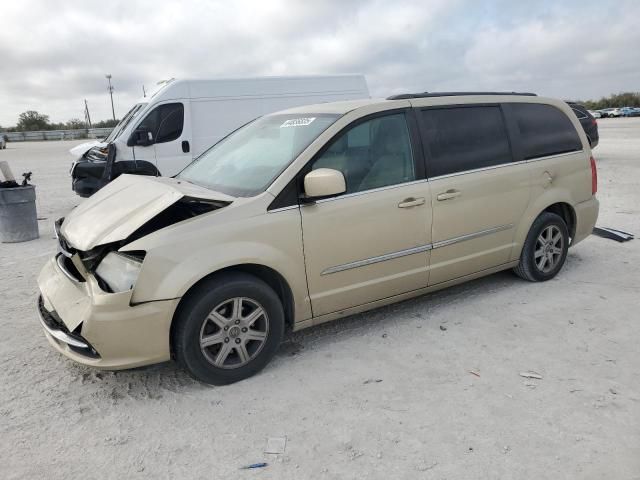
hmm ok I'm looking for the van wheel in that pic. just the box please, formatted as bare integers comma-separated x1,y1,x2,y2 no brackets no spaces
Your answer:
513,212,569,282
173,272,285,385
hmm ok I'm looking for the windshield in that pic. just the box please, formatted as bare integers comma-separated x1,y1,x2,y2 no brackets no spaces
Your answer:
178,113,340,197
104,103,147,143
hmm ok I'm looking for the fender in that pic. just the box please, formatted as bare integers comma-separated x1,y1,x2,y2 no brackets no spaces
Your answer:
125,207,312,323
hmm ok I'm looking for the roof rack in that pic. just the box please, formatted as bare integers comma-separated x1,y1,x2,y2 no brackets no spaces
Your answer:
386,91,537,100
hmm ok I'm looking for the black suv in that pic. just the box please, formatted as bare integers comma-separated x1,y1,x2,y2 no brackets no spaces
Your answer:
567,102,598,148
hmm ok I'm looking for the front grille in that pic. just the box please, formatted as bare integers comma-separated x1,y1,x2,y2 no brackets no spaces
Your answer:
38,296,100,359
38,296,66,330
57,254,86,283
54,218,76,257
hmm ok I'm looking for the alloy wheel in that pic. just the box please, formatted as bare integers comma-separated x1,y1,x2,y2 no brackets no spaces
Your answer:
534,225,564,273
199,297,269,369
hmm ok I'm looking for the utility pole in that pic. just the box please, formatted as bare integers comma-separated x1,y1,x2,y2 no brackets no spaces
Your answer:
105,74,115,120
142,85,146,97
84,99,92,128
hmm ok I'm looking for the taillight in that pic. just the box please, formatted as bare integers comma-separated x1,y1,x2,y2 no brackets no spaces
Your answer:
590,156,597,195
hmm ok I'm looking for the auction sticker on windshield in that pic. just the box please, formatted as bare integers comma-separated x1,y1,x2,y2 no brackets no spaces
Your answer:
280,117,316,128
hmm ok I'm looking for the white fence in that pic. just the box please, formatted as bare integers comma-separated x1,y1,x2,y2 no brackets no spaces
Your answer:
1,128,113,142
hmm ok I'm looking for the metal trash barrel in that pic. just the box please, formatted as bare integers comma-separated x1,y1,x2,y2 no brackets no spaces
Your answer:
0,185,39,243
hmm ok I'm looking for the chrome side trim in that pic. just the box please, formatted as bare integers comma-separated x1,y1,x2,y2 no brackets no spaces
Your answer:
432,224,514,249
302,150,584,205
429,162,522,181
321,224,514,275
56,254,82,284
312,178,430,205
321,243,433,275
429,150,583,182
522,150,583,163
37,306,89,349
267,205,299,214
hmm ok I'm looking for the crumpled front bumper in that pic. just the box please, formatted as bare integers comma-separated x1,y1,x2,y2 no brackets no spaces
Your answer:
37,255,179,370
71,159,107,197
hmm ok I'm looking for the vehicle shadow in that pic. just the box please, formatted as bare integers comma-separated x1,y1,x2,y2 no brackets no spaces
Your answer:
276,269,519,360
282,248,594,356
66,258,583,396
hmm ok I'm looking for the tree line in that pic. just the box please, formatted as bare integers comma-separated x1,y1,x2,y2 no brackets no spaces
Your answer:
1,111,120,132
574,92,640,110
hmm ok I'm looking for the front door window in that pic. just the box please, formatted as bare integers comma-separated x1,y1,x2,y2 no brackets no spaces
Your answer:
311,113,416,194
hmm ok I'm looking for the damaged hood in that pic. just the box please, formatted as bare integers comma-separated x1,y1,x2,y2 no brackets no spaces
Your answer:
69,141,105,159
61,175,234,251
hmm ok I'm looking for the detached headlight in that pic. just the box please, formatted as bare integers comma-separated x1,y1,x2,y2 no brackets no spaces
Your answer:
85,146,108,162
95,252,145,293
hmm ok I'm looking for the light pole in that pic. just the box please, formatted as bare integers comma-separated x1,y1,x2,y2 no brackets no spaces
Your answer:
105,74,115,121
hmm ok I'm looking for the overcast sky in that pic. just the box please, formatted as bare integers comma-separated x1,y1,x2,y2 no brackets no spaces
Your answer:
1,0,639,126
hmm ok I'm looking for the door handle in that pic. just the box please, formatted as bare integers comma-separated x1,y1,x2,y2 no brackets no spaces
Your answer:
436,189,461,201
181,140,190,153
398,197,425,208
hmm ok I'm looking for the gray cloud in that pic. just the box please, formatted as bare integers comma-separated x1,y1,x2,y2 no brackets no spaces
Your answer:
1,0,639,126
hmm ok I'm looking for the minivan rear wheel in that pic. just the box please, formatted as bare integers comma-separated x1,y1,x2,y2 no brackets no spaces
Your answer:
173,272,285,385
513,212,569,282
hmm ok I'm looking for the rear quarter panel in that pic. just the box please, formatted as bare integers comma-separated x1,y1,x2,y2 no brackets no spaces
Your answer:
508,98,594,258
511,151,591,257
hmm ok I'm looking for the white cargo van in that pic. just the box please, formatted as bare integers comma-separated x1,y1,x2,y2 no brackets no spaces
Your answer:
70,75,369,196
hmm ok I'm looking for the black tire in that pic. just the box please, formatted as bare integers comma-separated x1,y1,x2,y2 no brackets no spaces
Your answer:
513,212,569,282
173,272,285,385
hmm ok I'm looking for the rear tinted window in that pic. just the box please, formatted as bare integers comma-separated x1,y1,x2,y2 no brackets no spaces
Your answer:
512,104,582,160
420,106,512,177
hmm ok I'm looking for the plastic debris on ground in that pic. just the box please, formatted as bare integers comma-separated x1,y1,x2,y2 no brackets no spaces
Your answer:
592,227,634,242
240,462,268,470
519,371,543,379
264,436,287,455
363,378,383,384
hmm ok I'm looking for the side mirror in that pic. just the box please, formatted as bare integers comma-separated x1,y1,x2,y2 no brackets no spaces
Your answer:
127,127,154,147
304,168,346,199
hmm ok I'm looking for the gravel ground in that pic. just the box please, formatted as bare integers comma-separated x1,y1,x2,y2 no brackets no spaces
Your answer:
1,120,639,479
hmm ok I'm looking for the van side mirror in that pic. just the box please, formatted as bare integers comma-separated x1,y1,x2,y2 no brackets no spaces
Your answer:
127,127,154,147
304,168,346,199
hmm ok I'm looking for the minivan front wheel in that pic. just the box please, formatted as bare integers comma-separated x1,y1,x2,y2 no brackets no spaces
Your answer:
514,212,569,282
173,272,285,385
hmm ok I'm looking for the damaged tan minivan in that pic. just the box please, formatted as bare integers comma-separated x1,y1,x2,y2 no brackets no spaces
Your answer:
38,92,599,384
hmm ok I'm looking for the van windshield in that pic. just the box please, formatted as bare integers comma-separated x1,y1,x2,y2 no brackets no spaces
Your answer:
178,113,340,197
104,103,147,143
